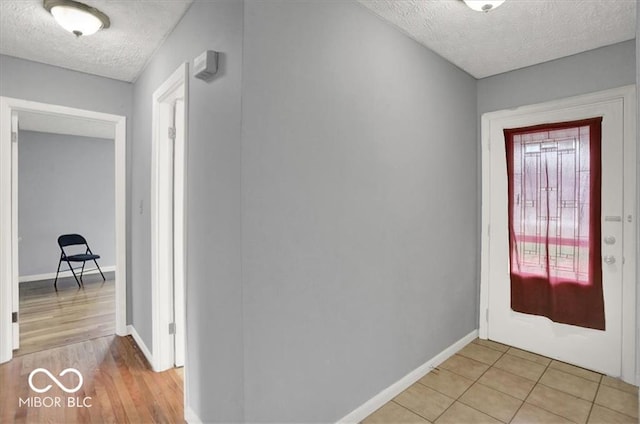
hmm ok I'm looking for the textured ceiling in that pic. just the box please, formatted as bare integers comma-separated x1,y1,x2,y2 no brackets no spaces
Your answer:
0,0,192,82
358,0,636,78
0,1,635,82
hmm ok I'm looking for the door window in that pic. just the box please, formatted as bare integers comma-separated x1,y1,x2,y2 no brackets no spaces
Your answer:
504,118,605,330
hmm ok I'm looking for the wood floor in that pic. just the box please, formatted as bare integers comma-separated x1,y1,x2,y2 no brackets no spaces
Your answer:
17,275,115,356
1,276,184,422
0,334,184,423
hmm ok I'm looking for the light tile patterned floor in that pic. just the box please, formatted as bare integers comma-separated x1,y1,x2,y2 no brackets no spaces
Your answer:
362,339,638,424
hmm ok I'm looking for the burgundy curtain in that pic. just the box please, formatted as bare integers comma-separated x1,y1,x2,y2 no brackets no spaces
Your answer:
504,117,605,330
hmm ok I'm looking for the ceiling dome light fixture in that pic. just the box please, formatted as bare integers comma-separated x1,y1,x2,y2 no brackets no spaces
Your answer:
463,0,506,12
43,0,110,37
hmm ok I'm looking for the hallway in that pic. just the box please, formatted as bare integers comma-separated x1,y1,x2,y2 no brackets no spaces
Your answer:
0,335,183,423
0,1,638,422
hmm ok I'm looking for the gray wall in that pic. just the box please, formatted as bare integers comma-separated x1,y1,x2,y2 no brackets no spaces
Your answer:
0,55,134,321
0,55,133,118
242,1,477,421
477,40,636,115
130,1,244,421
636,0,639,386
18,130,115,277
134,0,478,421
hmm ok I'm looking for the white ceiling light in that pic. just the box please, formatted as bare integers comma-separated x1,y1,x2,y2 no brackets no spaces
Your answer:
463,0,506,12
43,0,110,37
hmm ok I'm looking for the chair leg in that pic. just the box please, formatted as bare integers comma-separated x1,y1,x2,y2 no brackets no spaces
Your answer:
53,258,63,291
94,260,106,281
80,261,86,282
67,261,82,288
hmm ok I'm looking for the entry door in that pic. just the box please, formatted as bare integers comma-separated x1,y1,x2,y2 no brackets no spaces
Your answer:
484,97,628,377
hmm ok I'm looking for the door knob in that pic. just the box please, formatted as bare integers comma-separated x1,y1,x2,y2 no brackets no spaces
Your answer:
604,236,616,245
603,255,616,265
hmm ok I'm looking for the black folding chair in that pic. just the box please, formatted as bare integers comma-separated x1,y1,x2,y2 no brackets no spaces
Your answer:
54,234,105,289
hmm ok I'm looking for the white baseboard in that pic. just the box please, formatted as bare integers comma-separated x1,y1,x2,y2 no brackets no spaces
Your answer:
337,329,479,424
19,265,116,283
127,324,155,370
185,405,204,424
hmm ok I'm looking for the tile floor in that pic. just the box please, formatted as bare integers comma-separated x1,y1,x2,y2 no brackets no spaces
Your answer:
362,338,639,424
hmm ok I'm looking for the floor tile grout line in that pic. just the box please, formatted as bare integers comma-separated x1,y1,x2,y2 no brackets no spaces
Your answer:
598,379,640,395
534,379,599,403
473,338,552,362
534,360,603,403
484,360,545,386
436,352,542,396
471,339,510,354
431,347,509,423
404,379,459,423
585,377,603,424
590,399,639,421
543,363,604,387
435,355,487,380
504,347,554,368
385,341,635,424
466,341,511,359
591,377,640,420
456,351,502,368
456,381,523,423
491,361,548,386
471,379,526,402
504,344,607,384
599,383,639,395
412,379,457,403
390,367,458,423
388,399,433,423
507,353,555,423
415,369,529,407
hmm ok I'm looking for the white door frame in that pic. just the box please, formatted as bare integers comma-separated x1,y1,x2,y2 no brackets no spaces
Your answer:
151,63,188,372
10,112,19,349
479,85,637,383
173,98,186,368
0,96,128,364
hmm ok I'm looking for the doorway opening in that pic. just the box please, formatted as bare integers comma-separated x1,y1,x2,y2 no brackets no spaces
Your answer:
15,111,117,355
0,97,127,364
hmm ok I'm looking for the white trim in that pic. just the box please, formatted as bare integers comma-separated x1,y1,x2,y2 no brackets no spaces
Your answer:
1,99,12,362
151,63,188,372
184,406,203,424
479,85,636,383
173,98,186,367
336,329,478,424
621,85,637,384
127,325,154,369
179,95,190,424
114,115,127,338
18,266,116,283
0,96,127,364
11,112,19,350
